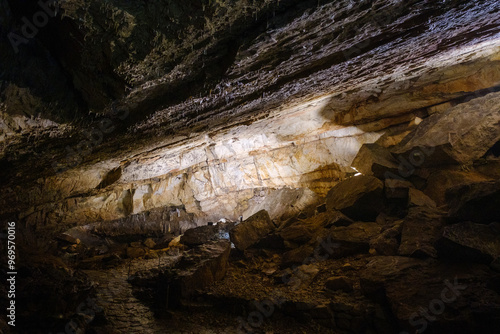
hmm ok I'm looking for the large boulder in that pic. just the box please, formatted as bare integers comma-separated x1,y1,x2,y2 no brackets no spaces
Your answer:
391,91,500,166
398,207,446,258
351,143,400,179
172,241,231,300
360,257,500,334
370,220,404,256
446,180,500,224
326,176,384,221
327,222,381,258
424,169,492,206
181,224,219,246
230,210,275,251
437,222,500,264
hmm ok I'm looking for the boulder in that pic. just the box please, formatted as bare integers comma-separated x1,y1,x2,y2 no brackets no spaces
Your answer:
351,143,400,179
391,91,500,166
370,220,403,256
398,207,446,258
437,222,500,264
173,241,231,299
328,222,381,258
279,222,318,245
281,245,315,267
230,210,275,251
446,180,500,224
56,233,80,244
384,179,413,200
181,225,219,246
326,175,384,221
408,188,436,208
424,169,492,206
361,257,500,334
126,247,146,259
144,238,156,249
279,211,345,245
325,276,354,292
324,210,354,228
360,256,426,301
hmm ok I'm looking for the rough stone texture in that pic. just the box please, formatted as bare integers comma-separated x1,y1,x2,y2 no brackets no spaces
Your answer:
398,207,446,258
1,0,500,232
392,92,500,166
173,241,231,300
370,220,404,256
361,257,500,334
326,175,385,221
230,210,275,251
446,180,500,224
327,222,381,258
437,222,500,264
180,225,219,247
351,143,399,179
408,188,437,208
424,169,493,207
325,276,354,293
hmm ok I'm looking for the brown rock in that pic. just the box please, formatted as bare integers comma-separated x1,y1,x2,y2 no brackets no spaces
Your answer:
126,247,146,259
370,220,404,256
398,207,446,258
326,175,385,221
56,233,80,244
351,143,399,179
172,241,231,300
328,222,381,258
144,238,156,249
230,210,275,250
424,169,492,206
281,245,315,267
391,92,500,166
408,188,436,208
181,225,218,246
446,180,500,224
325,276,354,292
437,222,500,264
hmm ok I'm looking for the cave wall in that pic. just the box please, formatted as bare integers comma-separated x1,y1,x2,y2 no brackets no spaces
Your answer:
0,0,499,231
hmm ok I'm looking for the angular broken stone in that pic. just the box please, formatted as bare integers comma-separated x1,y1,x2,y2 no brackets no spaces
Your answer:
180,224,219,247
391,91,500,166
171,241,231,301
351,143,400,179
325,276,354,292
370,220,404,256
398,207,446,258
446,180,500,224
230,210,275,250
408,188,436,208
325,175,385,221
328,222,381,258
144,238,156,249
437,222,500,264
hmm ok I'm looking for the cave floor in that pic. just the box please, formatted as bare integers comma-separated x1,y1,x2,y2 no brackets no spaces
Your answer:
84,253,339,334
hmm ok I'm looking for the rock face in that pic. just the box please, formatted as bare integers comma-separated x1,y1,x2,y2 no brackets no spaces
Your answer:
326,176,385,221
1,0,500,333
